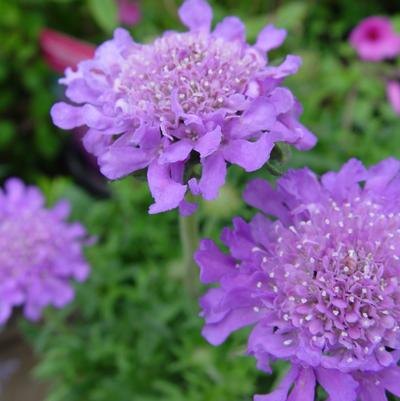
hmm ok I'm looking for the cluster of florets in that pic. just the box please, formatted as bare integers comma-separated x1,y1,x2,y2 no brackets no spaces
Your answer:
196,158,400,401
51,0,315,215
0,178,90,323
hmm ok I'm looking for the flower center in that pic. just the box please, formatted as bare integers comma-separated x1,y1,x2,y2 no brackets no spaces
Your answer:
366,27,381,41
0,213,55,273
255,195,400,369
115,32,264,124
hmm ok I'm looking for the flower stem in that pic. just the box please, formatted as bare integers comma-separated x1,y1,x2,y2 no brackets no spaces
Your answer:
179,211,199,298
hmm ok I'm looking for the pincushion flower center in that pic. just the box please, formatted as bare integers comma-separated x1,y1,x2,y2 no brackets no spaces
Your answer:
0,214,53,267
268,197,400,365
116,32,264,122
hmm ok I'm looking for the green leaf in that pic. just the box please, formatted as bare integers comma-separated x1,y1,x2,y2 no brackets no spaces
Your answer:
391,15,400,34
276,2,308,31
87,0,118,33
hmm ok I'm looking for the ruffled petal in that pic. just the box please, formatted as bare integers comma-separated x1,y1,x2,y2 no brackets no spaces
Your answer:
316,367,358,401
0,303,12,325
287,368,315,401
221,217,255,259
65,78,100,104
231,97,277,137
248,324,297,359
194,126,222,158
244,178,292,224
358,383,387,401
278,168,322,205
271,100,317,151
178,0,213,32
195,239,236,284
254,365,299,401
202,305,262,346
268,88,294,114
51,200,71,219
262,55,302,79
213,16,246,42
4,178,26,204
82,129,111,157
379,366,400,397
159,139,193,164
178,199,198,216
223,134,275,172
51,102,85,129
99,145,150,179
321,159,367,201
365,157,400,191
147,161,187,214
81,104,114,130
270,120,316,151
255,25,287,53
199,152,227,200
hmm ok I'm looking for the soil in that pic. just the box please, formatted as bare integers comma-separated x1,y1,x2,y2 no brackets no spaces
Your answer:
0,324,48,401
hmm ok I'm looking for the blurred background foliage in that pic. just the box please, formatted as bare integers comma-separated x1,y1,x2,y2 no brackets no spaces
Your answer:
2,0,400,400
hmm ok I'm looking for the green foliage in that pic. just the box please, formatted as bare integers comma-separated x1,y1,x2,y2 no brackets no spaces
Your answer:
22,179,270,401
87,0,118,33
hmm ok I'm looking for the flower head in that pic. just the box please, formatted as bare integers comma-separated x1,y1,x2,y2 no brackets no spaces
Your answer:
350,16,400,62
0,178,90,324
196,158,400,401
51,0,315,215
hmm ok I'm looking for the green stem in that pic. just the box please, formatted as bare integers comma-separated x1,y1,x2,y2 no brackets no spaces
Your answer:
179,211,199,298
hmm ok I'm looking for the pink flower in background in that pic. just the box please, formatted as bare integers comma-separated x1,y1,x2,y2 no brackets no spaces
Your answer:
40,28,95,73
117,0,141,26
350,16,400,62
387,81,400,114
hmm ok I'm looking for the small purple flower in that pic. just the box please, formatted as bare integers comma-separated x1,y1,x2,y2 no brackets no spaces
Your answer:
51,0,315,215
0,178,90,324
196,158,400,401
350,16,400,62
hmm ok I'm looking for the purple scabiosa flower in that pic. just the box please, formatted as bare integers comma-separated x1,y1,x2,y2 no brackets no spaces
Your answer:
350,16,400,62
51,0,316,215
0,178,90,324
196,158,400,401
